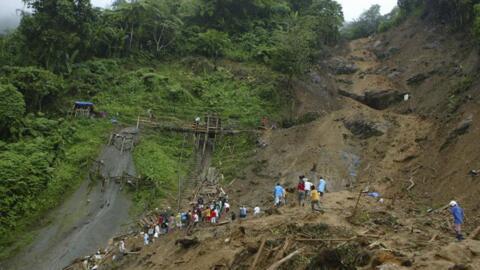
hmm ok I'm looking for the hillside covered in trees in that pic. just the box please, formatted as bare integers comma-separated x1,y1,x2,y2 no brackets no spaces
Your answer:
3,0,480,268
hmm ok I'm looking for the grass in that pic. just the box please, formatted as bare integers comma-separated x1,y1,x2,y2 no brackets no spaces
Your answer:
212,133,257,183
0,57,289,260
132,131,193,213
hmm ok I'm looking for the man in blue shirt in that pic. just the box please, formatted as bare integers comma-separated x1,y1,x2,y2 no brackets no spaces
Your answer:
318,177,327,197
450,200,465,240
273,183,285,207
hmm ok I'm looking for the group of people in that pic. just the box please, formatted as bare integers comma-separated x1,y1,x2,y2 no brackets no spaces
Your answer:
273,174,467,242
273,175,327,212
142,195,235,245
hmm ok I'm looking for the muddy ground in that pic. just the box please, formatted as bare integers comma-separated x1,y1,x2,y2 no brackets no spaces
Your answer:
3,128,138,270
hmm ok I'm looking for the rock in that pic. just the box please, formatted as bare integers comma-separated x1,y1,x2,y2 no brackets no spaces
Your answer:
423,41,441,50
371,251,403,268
364,90,406,110
309,72,323,84
407,73,428,85
175,237,199,249
436,242,473,264
336,78,353,85
328,57,359,74
388,47,400,55
449,264,471,270
338,89,406,110
343,118,387,139
376,263,408,270
441,116,473,150
453,116,473,136
388,71,402,79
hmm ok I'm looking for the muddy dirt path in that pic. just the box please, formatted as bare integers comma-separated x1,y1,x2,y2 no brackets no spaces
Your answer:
4,128,138,270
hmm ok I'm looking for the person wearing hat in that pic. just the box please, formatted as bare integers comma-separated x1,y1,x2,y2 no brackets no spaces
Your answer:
449,200,465,240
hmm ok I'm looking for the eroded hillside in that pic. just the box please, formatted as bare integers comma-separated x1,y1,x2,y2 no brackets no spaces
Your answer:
70,15,480,270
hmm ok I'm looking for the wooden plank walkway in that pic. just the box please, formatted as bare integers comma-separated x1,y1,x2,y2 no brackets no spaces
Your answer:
137,117,257,135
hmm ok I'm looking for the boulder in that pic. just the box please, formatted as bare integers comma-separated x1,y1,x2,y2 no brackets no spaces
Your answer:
407,73,428,85
364,90,406,110
328,57,359,74
338,89,406,110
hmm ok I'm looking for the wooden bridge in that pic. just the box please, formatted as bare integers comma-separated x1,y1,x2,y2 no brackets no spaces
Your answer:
136,113,258,154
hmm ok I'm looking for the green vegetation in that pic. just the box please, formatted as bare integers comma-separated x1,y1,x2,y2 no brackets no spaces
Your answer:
0,118,110,259
133,131,192,212
0,0,347,260
213,134,257,183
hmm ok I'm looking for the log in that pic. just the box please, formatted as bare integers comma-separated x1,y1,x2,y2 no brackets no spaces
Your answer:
469,226,480,240
295,237,357,242
407,177,415,191
429,233,438,242
215,221,231,226
273,238,290,261
266,248,303,270
249,238,266,270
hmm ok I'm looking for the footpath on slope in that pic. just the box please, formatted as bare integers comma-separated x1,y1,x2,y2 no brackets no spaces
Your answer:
2,127,138,270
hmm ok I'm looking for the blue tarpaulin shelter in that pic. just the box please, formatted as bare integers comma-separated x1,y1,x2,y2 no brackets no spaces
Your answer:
74,101,94,107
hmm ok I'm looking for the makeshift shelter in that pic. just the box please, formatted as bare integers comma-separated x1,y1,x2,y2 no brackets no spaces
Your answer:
73,101,94,118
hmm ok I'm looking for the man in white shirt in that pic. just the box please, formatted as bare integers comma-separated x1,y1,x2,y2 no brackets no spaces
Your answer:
303,178,313,200
253,206,261,216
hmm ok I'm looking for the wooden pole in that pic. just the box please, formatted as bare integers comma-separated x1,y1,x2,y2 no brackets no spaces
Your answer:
136,116,140,129
203,114,210,155
249,238,266,270
351,188,363,218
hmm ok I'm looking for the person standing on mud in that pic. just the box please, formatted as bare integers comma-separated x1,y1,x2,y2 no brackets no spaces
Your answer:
297,176,306,207
239,206,247,219
273,183,285,207
304,177,313,201
318,177,327,197
449,201,465,240
310,186,321,212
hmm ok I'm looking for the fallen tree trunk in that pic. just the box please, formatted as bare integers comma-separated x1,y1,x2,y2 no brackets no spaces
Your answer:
273,238,290,261
249,238,266,270
470,226,480,240
266,248,303,270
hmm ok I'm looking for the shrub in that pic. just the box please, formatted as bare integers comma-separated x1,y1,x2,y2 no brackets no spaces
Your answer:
0,84,25,133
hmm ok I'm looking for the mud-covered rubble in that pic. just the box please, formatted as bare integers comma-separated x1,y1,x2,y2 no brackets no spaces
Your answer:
326,56,359,75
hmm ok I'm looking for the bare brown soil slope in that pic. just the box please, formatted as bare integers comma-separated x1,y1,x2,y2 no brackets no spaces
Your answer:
72,17,480,270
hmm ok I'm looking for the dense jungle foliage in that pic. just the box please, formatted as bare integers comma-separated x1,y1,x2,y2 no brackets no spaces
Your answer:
0,0,345,259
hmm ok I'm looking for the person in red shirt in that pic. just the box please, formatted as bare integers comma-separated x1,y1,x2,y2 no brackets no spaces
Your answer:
297,176,306,207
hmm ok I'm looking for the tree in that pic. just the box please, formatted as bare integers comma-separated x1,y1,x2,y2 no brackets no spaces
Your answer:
270,13,315,83
306,0,344,45
1,66,65,112
196,29,231,60
18,0,97,71
0,84,25,136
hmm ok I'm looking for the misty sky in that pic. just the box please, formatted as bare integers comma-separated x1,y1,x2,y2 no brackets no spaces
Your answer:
0,0,398,33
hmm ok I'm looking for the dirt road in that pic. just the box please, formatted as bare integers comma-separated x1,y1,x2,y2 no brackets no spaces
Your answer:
3,128,138,270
